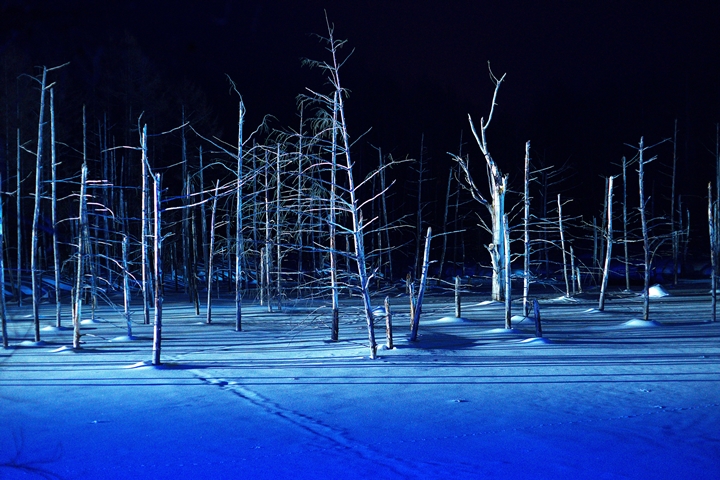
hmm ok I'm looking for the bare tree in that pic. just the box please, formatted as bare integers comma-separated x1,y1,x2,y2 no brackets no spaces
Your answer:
454,66,509,301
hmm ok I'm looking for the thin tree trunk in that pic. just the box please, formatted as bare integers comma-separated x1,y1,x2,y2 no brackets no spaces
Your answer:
206,182,219,325
329,91,340,341
122,235,132,338
235,101,244,331
708,183,716,323
141,124,151,325
622,157,630,291
558,194,570,297
638,138,651,321
455,275,461,318
73,164,88,349
439,167,453,281
50,88,62,328
523,140,531,316
503,214,512,329
152,173,163,365
384,296,393,349
671,119,678,284
31,67,47,343
599,176,614,311
16,128,21,307
410,227,432,341
0,168,8,348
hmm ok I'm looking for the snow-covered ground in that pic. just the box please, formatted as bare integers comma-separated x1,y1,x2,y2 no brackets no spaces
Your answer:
1,284,719,479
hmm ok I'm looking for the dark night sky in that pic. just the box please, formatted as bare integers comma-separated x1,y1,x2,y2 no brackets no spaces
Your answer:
2,0,720,216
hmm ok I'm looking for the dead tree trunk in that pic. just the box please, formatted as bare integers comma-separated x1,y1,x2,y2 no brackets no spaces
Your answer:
410,227,432,341
558,194,570,297
122,235,132,338
73,164,88,350
140,124,151,325
50,88,62,328
0,169,8,348
599,176,614,311
523,140,531,316
708,183,717,323
235,100,245,332
454,68,508,301
152,173,163,366
329,91,340,341
503,214,512,329
622,156,631,291
31,66,48,343
206,182,219,325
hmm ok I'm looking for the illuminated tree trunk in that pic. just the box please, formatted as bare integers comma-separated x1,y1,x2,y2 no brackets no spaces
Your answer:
73,164,88,350
599,176,614,311
206,182,219,325
410,227,432,342
522,141,531,316
50,88,62,328
31,66,47,343
152,173,163,366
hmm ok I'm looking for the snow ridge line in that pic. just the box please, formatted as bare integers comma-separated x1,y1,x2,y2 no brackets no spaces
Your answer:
189,370,422,476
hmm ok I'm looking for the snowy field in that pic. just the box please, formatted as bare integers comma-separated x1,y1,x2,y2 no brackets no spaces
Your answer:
1,283,719,479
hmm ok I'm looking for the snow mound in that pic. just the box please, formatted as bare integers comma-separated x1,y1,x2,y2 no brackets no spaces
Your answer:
123,361,153,369
583,308,602,314
475,300,498,306
41,325,70,331
548,296,579,303
648,284,669,298
620,319,662,328
51,345,77,353
81,318,104,325
425,316,471,324
110,335,139,342
482,328,524,335
18,340,46,347
519,337,552,345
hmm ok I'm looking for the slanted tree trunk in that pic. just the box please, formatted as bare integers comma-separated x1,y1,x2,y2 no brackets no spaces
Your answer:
599,176,614,311
31,66,48,343
206,182,219,325
73,164,89,350
455,275,461,318
410,227,432,341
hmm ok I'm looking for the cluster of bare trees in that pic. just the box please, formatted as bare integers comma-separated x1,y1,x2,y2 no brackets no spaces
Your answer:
0,23,716,358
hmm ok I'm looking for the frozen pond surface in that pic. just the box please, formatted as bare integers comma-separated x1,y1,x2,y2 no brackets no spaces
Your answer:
1,284,719,479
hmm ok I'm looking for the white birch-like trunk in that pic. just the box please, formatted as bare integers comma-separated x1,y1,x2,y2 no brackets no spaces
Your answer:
122,235,132,338
50,88,62,328
558,194,570,297
503,214,512,329
329,91,340,341
31,67,47,343
599,176,614,311
622,157,630,291
73,164,88,349
152,173,163,366
523,141,531,316
235,101,244,331
638,138,651,321
206,182,219,325
140,124,150,325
